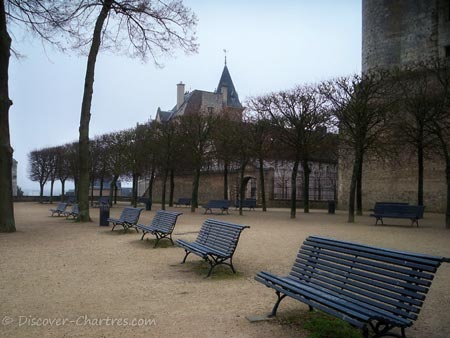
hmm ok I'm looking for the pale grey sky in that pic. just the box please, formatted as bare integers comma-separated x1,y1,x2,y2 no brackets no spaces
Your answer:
9,0,361,195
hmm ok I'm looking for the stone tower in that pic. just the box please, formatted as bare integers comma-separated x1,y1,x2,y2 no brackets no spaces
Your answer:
362,0,450,72
338,1,450,212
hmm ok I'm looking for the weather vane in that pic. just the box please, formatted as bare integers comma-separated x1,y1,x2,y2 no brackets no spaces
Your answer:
223,49,227,66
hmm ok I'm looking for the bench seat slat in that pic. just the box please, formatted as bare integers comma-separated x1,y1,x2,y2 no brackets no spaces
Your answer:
303,240,439,273
298,248,433,285
295,253,429,295
290,265,423,310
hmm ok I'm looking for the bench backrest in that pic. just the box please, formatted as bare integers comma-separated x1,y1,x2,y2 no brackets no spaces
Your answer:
290,236,445,324
375,204,425,218
235,199,257,208
120,207,143,224
57,202,68,211
150,210,182,233
71,204,79,214
205,200,230,209
177,198,191,204
195,219,249,257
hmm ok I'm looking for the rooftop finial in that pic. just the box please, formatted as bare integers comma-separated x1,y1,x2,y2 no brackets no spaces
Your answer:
223,49,227,66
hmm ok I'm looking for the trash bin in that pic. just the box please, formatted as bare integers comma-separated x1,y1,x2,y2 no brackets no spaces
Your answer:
328,200,336,214
99,204,110,226
145,199,152,211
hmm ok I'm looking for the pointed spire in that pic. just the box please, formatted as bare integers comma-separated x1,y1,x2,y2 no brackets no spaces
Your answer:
223,49,227,66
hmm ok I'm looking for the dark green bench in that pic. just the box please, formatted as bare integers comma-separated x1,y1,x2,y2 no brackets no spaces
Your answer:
370,204,425,226
235,199,257,210
255,236,449,338
107,207,143,232
136,210,182,247
203,200,230,214
49,202,68,217
176,219,250,277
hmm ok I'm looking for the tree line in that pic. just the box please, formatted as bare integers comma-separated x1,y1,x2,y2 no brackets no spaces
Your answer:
27,59,450,229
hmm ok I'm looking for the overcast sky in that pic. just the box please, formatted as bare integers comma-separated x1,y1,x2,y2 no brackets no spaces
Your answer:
9,0,361,195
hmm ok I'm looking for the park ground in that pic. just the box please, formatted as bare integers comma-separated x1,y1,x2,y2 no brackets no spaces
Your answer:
1,202,450,338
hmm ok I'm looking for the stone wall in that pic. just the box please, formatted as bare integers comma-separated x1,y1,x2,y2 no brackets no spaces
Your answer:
338,148,447,212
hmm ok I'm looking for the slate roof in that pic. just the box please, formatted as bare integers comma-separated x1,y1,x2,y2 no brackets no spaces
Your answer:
215,65,242,109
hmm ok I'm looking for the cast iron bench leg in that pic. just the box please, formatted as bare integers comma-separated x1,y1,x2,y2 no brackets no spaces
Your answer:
269,291,287,317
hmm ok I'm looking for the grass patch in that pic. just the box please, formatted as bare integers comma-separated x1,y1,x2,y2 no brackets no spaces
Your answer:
277,310,363,338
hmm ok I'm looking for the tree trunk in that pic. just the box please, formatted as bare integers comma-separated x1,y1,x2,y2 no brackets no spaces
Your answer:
109,176,117,207
90,177,95,207
259,157,267,212
223,162,229,200
169,169,174,207
39,183,44,202
446,158,450,229
348,153,361,223
191,167,200,213
77,0,112,222
418,140,424,206
161,169,168,210
148,168,155,200
132,173,138,207
0,0,15,232
302,159,310,213
239,162,248,216
356,150,363,216
61,179,66,200
99,176,104,197
50,179,55,203
114,183,118,205
290,160,300,219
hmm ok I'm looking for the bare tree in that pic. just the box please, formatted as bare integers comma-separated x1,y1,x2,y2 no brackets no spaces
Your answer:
178,112,217,212
252,85,330,218
320,72,395,222
46,0,198,221
28,148,53,201
1,0,70,232
392,66,437,206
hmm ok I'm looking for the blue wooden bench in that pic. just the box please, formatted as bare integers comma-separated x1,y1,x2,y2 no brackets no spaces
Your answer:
255,236,450,338
93,196,109,208
175,197,191,207
63,203,79,219
49,202,68,217
136,210,183,247
107,207,143,232
370,204,425,226
176,219,250,277
235,199,257,210
203,200,230,214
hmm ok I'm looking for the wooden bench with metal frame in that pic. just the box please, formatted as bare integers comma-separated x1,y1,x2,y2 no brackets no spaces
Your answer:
136,210,182,247
255,235,449,338
176,219,249,277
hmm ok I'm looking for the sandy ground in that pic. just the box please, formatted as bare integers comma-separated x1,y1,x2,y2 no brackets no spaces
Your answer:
1,202,450,338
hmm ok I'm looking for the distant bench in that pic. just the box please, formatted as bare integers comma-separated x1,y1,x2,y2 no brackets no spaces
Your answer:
93,196,109,208
370,203,425,226
49,202,68,217
175,197,191,207
176,219,249,277
136,210,182,247
255,235,450,338
235,199,256,210
203,200,230,214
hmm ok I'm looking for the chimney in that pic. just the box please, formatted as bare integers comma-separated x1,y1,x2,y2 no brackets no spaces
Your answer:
177,82,185,110
221,85,228,105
